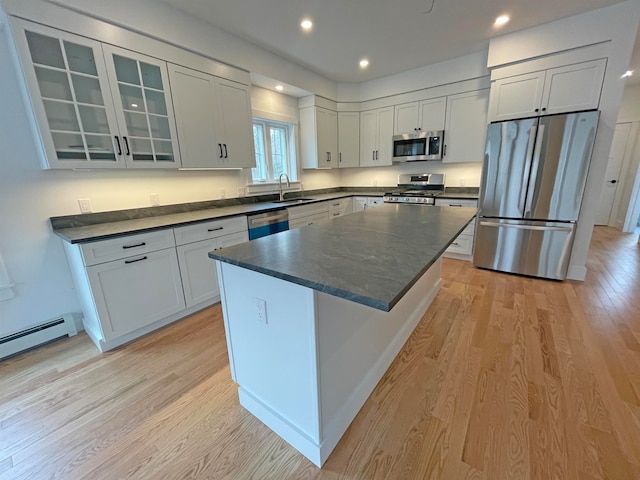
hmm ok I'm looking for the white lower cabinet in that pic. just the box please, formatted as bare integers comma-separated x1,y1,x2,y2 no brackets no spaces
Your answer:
87,248,185,341
435,198,478,258
176,230,248,308
328,198,353,218
289,212,330,229
353,196,384,212
65,215,249,351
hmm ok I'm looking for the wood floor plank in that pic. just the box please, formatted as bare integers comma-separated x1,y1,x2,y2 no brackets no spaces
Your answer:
1,226,640,479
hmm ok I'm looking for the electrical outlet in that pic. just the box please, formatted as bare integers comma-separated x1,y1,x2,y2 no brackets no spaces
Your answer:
459,178,466,187
254,297,267,324
219,188,226,199
149,193,160,206
78,198,92,213
237,187,247,197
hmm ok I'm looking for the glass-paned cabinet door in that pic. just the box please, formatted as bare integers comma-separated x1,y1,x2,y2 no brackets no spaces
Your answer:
13,20,123,169
102,45,181,168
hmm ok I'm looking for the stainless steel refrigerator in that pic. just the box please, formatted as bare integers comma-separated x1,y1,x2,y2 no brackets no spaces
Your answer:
473,111,599,280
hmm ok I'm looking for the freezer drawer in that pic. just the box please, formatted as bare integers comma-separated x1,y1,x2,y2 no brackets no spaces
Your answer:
473,219,576,280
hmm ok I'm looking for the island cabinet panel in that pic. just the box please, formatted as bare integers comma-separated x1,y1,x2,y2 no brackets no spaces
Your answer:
169,65,254,169
87,248,185,341
215,257,443,467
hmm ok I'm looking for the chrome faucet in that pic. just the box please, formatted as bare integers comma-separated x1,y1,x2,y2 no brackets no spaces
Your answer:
278,173,290,201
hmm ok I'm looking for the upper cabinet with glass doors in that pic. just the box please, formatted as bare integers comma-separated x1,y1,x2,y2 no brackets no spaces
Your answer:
11,19,181,169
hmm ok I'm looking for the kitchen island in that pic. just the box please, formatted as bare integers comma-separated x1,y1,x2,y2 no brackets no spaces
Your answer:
208,204,476,466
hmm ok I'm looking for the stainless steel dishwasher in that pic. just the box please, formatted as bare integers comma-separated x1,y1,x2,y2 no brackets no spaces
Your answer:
247,209,289,240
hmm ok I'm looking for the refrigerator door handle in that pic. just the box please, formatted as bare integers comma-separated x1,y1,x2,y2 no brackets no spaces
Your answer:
524,124,546,216
519,126,539,215
479,221,573,232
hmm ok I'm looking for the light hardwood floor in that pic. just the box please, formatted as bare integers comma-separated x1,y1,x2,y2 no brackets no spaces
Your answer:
1,226,640,479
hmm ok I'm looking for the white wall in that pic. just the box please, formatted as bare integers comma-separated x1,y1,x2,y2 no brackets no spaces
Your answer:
618,84,640,122
339,162,482,188
614,84,640,230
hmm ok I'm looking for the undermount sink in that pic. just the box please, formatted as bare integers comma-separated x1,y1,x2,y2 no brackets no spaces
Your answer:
275,198,316,204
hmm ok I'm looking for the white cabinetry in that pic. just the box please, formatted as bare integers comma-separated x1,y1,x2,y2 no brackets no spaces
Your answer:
12,19,181,169
353,196,384,212
435,198,478,258
443,90,489,163
488,59,606,122
393,97,446,134
360,107,394,167
300,107,338,169
328,198,353,218
74,230,185,344
64,215,249,351
338,112,360,168
175,217,249,307
169,65,254,168
288,201,330,229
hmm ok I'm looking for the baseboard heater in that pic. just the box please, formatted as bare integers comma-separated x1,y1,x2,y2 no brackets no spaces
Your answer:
0,314,78,361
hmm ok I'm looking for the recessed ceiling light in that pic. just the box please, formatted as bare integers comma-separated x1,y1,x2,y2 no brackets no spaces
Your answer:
300,19,313,30
359,59,369,68
622,70,634,78
275,85,284,91
495,15,510,26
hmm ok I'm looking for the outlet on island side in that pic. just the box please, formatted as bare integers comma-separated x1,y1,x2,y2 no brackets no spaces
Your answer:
254,297,267,324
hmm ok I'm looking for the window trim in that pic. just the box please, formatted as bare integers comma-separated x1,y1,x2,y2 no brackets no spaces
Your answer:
251,117,297,184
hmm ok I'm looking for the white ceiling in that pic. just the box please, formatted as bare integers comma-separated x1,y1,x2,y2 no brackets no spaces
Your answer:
157,0,640,85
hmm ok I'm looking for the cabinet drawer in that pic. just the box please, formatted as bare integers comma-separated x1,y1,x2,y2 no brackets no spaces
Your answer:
289,212,329,229
173,216,247,246
435,198,478,208
80,229,176,266
446,234,474,255
328,198,353,216
287,201,329,220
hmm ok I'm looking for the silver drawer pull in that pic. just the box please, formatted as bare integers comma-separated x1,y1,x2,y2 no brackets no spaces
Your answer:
125,256,148,264
208,226,224,232
122,242,146,249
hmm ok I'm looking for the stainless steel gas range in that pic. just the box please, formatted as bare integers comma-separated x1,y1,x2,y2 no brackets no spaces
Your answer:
383,173,445,205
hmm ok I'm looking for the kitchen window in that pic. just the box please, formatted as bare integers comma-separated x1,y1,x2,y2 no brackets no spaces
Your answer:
251,118,296,183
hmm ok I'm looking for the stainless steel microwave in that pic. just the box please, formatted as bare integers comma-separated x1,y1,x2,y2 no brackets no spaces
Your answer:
392,130,444,161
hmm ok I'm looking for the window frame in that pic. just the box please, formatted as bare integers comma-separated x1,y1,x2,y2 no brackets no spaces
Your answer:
251,117,296,184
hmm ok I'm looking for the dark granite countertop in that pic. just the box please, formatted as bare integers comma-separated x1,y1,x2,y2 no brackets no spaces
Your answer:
209,205,477,312
51,187,478,244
